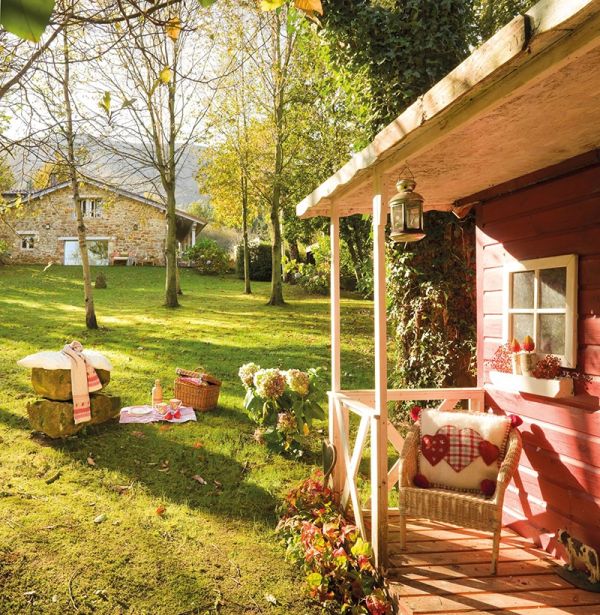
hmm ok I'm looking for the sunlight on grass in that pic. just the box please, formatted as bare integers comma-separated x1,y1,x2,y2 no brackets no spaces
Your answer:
0,266,374,614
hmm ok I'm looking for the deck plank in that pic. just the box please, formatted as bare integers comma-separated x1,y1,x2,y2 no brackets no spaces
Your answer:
398,589,600,614
390,573,574,597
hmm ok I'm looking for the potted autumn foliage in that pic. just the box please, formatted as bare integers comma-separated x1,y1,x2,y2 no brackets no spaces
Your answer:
238,363,326,456
487,340,577,398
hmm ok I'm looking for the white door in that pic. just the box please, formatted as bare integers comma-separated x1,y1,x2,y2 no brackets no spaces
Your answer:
63,240,109,266
64,240,80,265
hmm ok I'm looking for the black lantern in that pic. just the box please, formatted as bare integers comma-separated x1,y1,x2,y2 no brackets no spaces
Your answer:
389,178,425,242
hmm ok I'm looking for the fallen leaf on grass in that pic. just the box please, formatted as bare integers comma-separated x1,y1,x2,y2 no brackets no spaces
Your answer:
265,593,278,605
193,441,203,449
159,425,171,432
156,505,166,516
87,456,96,466
158,460,170,472
192,475,207,485
113,484,132,495
131,431,145,439
94,513,107,524
213,480,222,490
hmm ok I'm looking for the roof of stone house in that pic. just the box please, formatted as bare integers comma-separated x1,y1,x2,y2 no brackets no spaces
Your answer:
4,176,207,227
296,0,600,219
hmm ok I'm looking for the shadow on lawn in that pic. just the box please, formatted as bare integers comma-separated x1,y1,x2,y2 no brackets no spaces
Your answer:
0,405,284,527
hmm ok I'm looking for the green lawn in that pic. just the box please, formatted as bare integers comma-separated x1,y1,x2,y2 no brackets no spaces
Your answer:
0,266,374,614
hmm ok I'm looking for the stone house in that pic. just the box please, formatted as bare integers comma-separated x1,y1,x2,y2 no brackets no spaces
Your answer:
0,177,206,265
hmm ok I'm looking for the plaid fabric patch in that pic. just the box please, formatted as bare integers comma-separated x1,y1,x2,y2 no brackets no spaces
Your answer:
437,426,482,473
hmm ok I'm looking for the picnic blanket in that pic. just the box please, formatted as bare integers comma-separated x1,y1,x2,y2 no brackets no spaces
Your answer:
119,405,197,424
62,340,102,424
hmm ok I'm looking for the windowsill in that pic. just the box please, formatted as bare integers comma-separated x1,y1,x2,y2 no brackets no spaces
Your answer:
489,370,573,398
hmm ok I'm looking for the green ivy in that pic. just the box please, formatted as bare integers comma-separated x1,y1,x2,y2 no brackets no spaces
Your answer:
387,211,477,419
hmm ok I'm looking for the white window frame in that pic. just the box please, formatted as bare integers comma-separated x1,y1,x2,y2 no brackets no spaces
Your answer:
17,231,37,251
503,254,578,368
80,198,102,219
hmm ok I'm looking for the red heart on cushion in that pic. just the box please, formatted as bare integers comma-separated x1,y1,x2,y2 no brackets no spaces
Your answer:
479,440,500,465
421,434,449,466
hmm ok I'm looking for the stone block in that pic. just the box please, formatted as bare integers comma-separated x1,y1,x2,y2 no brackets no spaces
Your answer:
27,392,121,439
31,368,111,401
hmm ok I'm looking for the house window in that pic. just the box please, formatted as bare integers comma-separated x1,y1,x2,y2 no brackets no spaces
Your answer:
20,234,35,250
503,254,578,367
80,199,102,218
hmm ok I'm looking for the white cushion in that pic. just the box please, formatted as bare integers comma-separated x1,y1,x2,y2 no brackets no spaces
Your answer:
418,409,511,491
17,350,113,372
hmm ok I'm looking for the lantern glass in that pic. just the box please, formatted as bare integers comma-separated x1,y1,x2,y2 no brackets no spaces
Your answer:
406,203,422,230
388,178,426,242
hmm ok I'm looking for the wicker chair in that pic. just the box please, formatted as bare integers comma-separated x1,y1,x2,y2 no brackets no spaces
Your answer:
397,423,523,574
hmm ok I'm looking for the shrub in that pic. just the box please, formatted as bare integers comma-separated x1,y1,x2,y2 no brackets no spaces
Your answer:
236,242,272,281
183,238,230,275
239,363,326,457
277,473,392,614
0,239,9,264
283,235,358,296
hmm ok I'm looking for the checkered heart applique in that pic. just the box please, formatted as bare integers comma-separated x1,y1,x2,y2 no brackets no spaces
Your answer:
421,426,500,472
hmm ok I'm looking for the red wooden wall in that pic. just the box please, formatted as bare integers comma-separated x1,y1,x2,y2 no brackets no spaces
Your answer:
476,154,600,558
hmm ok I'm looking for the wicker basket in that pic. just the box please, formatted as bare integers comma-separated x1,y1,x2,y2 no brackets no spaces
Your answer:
174,367,221,412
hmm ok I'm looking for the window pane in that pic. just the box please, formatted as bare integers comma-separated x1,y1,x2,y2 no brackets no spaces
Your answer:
540,267,566,308
539,314,565,355
512,271,534,308
512,313,533,342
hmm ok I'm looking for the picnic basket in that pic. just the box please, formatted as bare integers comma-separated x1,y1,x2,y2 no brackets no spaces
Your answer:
174,367,221,412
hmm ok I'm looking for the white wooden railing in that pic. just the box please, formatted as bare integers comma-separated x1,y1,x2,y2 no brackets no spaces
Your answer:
328,387,485,564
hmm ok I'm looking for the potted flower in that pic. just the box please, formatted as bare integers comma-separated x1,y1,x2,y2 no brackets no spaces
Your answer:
487,342,576,398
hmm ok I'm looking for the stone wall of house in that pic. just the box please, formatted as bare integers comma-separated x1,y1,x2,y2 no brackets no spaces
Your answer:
0,184,169,265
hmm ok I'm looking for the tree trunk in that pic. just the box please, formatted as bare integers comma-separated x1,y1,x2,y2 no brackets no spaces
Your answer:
268,202,284,305
164,60,179,308
164,185,179,307
62,30,98,329
242,174,251,294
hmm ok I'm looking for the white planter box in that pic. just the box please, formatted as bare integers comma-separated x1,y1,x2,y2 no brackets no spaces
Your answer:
489,371,573,398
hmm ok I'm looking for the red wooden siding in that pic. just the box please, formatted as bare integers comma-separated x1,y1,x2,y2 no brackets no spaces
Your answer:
476,158,600,560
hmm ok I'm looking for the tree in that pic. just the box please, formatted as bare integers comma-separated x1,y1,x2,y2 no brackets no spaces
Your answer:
92,1,221,307
60,29,98,328
198,31,267,295
9,21,101,328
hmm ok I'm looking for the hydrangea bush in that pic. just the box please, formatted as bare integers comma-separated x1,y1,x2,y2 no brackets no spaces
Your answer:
277,473,392,614
238,363,325,456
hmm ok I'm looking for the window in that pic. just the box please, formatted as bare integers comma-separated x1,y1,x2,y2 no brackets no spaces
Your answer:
80,198,102,218
503,254,578,367
20,234,35,250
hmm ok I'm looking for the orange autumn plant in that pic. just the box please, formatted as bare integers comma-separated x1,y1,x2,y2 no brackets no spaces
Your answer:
277,472,392,614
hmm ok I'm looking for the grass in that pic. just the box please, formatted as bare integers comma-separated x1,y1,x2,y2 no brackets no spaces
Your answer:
0,265,374,614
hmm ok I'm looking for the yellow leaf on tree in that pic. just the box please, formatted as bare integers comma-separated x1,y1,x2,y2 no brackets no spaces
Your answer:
294,0,323,16
260,0,286,10
166,17,181,41
159,68,173,84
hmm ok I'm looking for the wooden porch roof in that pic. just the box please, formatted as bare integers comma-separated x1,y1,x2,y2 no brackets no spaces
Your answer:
296,0,600,219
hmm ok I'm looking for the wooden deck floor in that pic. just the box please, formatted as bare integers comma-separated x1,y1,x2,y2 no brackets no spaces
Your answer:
380,515,600,615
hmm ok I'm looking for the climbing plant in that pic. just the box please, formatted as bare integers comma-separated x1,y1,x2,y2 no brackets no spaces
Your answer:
320,0,474,134
387,211,476,417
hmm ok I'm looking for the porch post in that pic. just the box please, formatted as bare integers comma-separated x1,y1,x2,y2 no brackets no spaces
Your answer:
371,171,388,569
329,207,346,501
191,223,197,246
